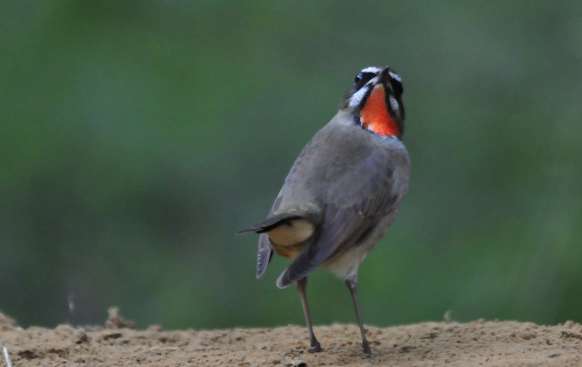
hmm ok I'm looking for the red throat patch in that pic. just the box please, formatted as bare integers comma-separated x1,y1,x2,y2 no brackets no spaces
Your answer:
360,85,399,137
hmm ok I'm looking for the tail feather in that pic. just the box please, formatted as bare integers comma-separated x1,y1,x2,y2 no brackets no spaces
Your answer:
242,215,299,281
256,234,273,279
242,211,318,284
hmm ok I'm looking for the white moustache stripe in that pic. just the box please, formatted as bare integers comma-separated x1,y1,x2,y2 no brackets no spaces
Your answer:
349,86,369,108
388,70,402,82
389,95,399,112
349,76,381,108
360,66,382,74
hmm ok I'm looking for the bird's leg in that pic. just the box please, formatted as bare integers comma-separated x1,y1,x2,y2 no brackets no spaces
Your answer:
296,277,322,353
345,277,371,355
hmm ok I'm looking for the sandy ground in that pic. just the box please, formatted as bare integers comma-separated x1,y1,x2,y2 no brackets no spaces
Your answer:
1,311,582,367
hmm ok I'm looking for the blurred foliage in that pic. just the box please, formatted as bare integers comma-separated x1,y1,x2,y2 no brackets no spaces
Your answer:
1,1,581,329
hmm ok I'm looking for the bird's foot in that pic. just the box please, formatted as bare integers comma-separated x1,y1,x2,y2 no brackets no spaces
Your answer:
362,340,372,356
308,340,322,353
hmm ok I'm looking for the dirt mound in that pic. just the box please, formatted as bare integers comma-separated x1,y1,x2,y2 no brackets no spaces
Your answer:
1,313,582,366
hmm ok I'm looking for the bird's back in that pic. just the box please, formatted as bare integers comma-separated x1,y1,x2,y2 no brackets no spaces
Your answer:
268,110,410,286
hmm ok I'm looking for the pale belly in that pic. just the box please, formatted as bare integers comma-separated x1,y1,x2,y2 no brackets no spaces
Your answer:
323,209,399,280
323,245,371,280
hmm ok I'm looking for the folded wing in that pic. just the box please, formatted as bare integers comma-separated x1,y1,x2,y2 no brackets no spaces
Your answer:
276,146,407,288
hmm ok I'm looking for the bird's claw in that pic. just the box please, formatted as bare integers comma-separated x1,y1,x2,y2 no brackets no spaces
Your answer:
308,341,322,353
362,340,372,356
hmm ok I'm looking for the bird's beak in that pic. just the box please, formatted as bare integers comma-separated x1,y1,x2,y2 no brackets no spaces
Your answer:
378,67,393,92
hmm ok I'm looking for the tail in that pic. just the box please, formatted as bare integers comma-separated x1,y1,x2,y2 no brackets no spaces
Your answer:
241,212,318,284
240,213,300,280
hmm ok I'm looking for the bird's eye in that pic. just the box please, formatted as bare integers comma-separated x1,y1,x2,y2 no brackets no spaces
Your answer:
354,71,375,86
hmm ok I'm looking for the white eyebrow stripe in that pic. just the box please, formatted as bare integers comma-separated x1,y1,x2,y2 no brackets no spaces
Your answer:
360,66,382,74
388,70,402,82
366,75,380,86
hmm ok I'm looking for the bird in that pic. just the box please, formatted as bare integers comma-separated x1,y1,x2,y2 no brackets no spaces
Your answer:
241,66,410,355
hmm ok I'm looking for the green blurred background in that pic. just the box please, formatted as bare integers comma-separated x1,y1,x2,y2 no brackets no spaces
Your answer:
1,1,581,329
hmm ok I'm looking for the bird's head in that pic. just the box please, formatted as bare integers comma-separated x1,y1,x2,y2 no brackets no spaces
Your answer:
342,66,405,138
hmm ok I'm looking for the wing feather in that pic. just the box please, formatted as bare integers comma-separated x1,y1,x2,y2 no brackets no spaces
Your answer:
277,145,407,287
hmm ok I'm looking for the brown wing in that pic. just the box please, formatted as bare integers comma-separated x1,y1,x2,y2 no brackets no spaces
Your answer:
276,143,409,288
